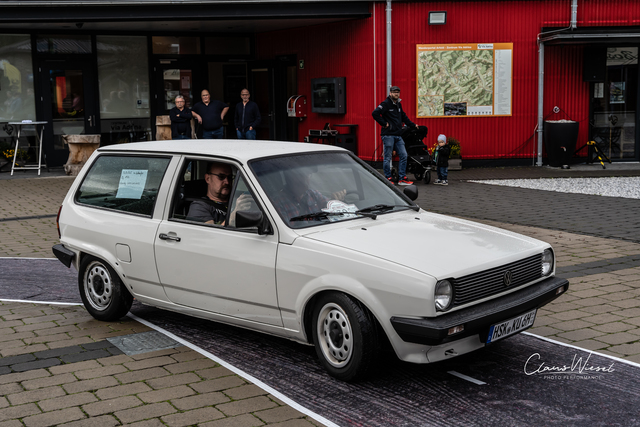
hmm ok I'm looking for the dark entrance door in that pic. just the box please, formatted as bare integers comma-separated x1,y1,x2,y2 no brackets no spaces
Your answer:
249,62,276,140
154,60,206,114
249,56,298,142
39,60,99,167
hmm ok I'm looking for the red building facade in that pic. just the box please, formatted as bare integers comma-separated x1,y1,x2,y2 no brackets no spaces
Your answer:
257,1,640,164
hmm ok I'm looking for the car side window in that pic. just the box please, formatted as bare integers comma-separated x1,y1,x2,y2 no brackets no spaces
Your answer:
227,175,261,230
75,155,171,217
171,158,256,230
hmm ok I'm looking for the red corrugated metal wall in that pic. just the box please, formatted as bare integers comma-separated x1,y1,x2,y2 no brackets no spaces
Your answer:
257,1,638,161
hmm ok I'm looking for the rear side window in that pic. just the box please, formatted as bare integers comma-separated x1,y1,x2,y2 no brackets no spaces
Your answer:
76,155,171,216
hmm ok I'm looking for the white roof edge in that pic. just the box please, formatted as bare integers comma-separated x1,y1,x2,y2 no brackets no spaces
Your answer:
97,139,346,163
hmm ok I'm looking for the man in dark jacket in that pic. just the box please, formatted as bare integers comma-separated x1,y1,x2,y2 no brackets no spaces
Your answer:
169,95,199,139
372,86,419,185
234,88,261,140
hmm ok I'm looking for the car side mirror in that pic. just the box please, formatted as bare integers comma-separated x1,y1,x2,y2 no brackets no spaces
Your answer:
235,211,271,235
403,184,418,201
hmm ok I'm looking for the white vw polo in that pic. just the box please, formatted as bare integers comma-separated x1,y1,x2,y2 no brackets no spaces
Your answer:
53,140,568,381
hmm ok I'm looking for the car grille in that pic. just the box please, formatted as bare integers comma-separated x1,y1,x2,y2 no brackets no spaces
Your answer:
452,254,543,307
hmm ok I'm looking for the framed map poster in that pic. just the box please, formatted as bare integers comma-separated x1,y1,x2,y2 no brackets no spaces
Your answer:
416,43,513,118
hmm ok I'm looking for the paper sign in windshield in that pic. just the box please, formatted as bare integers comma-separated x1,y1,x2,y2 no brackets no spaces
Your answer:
323,200,358,222
116,169,148,199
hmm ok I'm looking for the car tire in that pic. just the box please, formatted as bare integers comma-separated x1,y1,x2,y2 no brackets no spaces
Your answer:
312,292,381,382
78,255,133,321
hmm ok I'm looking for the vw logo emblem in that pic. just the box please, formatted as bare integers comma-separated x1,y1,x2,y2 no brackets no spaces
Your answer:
503,270,513,287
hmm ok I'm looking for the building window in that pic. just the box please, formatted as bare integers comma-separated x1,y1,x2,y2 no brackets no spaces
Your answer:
97,36,151,145
0,34,36,124
205,37,251,55
36,35,92,54
152,37,200,55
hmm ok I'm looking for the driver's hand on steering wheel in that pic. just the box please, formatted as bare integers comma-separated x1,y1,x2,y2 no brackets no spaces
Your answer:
332,189,347,201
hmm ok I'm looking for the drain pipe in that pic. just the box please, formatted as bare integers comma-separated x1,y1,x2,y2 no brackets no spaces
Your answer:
386,0,392,91
536,41,545,166
536,0,577,166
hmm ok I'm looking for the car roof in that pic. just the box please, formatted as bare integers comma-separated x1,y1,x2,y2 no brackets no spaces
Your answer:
98,139,345,162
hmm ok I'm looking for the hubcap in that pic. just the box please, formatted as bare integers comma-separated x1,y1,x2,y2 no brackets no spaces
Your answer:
84,261,113,311
317,302,353,368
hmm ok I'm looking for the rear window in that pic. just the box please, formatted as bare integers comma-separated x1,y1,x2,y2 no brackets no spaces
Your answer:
75,155,171,216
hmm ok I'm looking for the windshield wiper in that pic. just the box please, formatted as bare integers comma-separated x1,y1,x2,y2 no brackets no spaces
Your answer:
356,203,419,214
289,210,377,222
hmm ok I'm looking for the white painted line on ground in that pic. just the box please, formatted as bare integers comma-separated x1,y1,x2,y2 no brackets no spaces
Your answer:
0,298,83,306
524,332,640,369
128,312,340,427
447,370,486,385
0,257,58,260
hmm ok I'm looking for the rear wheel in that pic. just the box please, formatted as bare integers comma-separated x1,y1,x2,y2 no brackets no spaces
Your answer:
78,255,133,321
413,172,424,181
312,292,381,382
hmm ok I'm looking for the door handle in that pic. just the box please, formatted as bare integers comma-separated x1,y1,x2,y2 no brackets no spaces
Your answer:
159,233,181,242
88,115,94,126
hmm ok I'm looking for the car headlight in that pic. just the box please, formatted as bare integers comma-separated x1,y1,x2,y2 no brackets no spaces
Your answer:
542,249,554,276
435,280,453,311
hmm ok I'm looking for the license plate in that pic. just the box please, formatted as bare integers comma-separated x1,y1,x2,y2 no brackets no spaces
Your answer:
486,309,537,344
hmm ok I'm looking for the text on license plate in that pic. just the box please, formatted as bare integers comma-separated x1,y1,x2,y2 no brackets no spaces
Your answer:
486,309,537,344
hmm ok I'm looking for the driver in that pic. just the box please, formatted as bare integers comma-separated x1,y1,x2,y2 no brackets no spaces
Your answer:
186,162,233,224
271,169,346,222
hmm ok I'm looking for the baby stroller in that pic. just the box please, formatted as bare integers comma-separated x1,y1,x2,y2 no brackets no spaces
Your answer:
391,125,431,184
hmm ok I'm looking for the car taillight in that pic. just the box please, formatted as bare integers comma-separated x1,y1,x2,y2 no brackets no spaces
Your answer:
56,205,62,238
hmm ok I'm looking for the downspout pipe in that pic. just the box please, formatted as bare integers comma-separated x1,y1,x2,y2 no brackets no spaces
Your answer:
537,0,576,166
537,41,545,166
386,0,392,91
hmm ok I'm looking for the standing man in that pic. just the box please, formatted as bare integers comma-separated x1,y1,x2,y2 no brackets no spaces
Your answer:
169,95,199,139
192,89,229,139
234,88,261,140
372,85,419,185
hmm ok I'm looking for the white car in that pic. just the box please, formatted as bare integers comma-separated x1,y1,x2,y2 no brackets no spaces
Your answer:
53,140,568,381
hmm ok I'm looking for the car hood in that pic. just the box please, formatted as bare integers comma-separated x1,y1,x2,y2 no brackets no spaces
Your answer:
300,209,548,279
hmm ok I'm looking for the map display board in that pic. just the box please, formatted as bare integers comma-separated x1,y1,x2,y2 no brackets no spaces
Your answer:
416,43,513,118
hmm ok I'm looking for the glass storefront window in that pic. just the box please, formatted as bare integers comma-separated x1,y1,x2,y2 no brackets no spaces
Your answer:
36,35,92,54
163,69,194,110
0,34,36,126
152,36,200,55
97,36,150,120
205,37,251,55
97,36,151,145
591,47,637,160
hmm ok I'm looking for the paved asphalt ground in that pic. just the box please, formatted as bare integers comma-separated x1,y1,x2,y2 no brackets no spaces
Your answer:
1,161,640,426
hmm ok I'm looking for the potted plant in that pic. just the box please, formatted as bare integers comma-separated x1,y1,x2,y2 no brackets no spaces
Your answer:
447,137,462,170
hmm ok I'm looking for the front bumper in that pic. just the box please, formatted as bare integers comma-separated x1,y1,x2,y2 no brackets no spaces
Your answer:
390,276,568,346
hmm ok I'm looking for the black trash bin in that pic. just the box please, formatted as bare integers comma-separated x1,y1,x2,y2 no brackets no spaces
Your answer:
544,120,579,168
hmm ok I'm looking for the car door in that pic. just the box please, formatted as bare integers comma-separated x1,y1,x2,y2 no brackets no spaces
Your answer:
154,158,282,327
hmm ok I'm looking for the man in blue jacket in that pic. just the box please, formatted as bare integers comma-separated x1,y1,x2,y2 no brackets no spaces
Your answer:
372,86,419,185
234,88,261,140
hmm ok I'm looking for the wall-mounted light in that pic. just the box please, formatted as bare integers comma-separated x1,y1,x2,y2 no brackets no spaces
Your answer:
429,11,447,25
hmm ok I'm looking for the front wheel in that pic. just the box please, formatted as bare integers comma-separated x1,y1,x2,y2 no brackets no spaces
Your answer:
424,170,431,184
78,255,133,321
312,292,381,382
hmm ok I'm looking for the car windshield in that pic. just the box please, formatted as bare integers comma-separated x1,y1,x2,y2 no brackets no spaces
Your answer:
250,152,414,229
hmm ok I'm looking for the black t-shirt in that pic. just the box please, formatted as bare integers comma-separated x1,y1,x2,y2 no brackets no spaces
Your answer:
192,100,227,131
186,198,228,224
